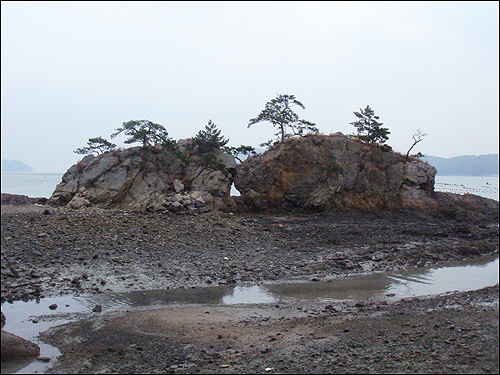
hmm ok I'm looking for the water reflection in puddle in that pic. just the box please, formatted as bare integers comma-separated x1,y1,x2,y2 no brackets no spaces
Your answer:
265,256,499,303
1,255,498,374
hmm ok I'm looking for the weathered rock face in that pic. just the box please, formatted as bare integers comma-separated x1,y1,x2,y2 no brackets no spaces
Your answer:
48,140,236,211
234,133,438,211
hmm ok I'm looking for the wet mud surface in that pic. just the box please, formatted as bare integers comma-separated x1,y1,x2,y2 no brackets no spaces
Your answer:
40,285,499,374
1,204,499,373
1,205,498,302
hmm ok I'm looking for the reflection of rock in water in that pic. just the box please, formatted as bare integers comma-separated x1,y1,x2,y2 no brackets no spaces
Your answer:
265,274,394,301
115,285,236,308
265,257,498,302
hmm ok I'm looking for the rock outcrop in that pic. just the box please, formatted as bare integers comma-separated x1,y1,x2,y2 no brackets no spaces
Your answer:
234,133,498,219
47,133,497,220
234,133,498,220
234,133,436,211
48,139,236,211
1,194,47,206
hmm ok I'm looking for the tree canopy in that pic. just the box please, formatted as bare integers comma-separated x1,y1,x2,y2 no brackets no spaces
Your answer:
111,120,174,148
74,137,116,155
223,145,256,163
350,105,390,144
248,94,318,147
192,120,229,153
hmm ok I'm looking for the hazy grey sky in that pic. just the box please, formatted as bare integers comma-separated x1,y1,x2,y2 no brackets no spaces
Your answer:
2,1,499,172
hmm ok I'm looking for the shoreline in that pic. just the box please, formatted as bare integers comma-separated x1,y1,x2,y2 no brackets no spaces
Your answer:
1,202,499,373
2,203,498,303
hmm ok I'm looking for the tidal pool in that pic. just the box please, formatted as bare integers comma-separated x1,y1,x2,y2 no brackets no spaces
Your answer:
1,255,498,374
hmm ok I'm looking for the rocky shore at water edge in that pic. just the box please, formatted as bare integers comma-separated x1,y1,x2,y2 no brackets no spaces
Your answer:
1,203,498,302
0,202,498,373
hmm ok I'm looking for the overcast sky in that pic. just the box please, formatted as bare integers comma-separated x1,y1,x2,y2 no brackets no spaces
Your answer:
1,1,499,172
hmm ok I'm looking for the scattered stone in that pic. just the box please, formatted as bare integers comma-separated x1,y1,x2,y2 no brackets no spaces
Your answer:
30,270,41,278
173,179,184,193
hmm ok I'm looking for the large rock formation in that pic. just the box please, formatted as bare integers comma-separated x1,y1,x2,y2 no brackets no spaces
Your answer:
48,139,236,211
234,133,497,218
234,133,436,211
47,133,498,220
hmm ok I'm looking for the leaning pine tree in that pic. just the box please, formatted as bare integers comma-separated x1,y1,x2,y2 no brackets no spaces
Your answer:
111,120,175,149
74,136,116,155
248,94,318,147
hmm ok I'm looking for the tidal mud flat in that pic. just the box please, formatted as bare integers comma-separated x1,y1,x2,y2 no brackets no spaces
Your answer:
1,203,499,373
40,285,499,374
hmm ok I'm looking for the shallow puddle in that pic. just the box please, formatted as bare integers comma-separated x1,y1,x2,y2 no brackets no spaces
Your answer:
1,255,498,374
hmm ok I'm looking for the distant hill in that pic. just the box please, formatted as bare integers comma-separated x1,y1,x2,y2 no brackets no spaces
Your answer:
422,154,499,176
1,159,34,172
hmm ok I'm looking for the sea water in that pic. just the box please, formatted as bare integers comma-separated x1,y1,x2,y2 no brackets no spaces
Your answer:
1,172,64,198
1,172,499,201
434,175,499,201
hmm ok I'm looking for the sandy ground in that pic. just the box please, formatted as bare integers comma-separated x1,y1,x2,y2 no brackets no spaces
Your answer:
1,203,499,373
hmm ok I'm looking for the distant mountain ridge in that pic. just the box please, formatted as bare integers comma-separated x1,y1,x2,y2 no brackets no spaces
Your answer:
1,159,34,172
422,154,499,176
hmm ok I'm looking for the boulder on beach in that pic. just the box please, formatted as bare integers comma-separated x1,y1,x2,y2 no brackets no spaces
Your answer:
1,330,41,361
1,312,40,362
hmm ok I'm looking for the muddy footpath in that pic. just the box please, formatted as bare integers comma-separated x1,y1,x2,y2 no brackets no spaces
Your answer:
1,203,499,373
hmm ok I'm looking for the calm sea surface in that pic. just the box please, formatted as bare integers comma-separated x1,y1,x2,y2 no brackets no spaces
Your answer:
1,172,64,198
1,172,499,201
433,175,499,201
